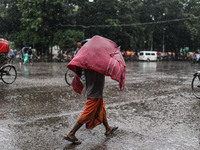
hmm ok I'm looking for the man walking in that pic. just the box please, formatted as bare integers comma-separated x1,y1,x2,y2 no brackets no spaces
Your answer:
64,35,126,144
64,68,118,144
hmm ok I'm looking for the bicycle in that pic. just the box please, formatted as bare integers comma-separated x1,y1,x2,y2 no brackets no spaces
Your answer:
0,64,17,84
8,56,15,64
65,68,85,86
191,71,200,98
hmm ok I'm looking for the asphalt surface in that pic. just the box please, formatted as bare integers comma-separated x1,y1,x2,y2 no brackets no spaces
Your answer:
0,61,200,150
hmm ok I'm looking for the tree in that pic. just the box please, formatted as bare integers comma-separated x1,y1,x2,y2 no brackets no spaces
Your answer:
0,0,22,39
53,29,84,50
16,0,76,55
75,0,140,50
183,0,200,50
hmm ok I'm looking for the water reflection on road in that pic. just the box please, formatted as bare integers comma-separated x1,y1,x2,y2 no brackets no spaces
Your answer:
0,61,200,150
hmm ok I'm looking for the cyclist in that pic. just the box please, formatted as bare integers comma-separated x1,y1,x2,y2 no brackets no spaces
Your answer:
20,47,31,64
73,39,90,56
74,42,82,56
7,49,16,63
23,49,29,64
66,39,90,84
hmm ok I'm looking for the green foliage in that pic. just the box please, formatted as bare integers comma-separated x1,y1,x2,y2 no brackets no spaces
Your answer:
53,29,84,50
12,30,40,48
0,0,21,39
105,19,119,27
15,0,77,52
183,0,200,49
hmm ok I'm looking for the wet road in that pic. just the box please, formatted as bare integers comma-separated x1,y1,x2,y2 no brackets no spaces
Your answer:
0,61,200,150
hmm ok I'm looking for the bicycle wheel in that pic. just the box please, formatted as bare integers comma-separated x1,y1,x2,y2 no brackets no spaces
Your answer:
1,65,17,84
191,74,200,99
65,69,74,86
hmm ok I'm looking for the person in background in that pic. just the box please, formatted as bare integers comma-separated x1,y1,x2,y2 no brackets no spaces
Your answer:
23,48,29,64
19,49,23,64
7,49,15,63
19,47,31,64
28,47,33,59
74,42,82,56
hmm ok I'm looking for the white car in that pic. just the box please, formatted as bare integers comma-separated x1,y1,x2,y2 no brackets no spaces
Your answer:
139,51,158,61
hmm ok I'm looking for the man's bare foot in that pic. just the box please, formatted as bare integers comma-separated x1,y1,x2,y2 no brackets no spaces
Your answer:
64,134,81,145
105,126,118,135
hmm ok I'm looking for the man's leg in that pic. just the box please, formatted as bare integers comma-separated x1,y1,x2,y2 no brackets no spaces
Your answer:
102,101,118,135
67,122,83,138
65,122,83,144
103,121,118,135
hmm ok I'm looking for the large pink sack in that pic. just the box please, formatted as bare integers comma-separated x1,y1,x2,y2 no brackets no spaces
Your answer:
68,35,126,93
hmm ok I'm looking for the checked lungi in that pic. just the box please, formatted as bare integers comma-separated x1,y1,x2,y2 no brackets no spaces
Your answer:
77,98,107,129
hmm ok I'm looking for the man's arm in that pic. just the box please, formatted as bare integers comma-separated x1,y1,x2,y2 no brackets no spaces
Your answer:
76,66,82,78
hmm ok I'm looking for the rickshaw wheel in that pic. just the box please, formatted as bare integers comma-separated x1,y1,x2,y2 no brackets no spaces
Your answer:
1,64,17,84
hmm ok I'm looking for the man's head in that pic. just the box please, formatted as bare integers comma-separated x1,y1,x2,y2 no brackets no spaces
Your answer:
77,42,82,48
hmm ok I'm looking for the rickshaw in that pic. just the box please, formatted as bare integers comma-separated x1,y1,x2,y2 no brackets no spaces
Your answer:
0,39,17,84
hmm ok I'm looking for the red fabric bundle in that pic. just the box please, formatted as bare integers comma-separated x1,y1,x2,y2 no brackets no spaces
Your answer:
68,35,126,94
71,74,84,94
